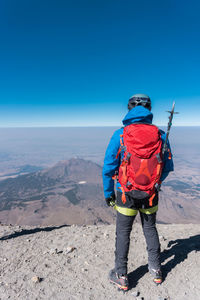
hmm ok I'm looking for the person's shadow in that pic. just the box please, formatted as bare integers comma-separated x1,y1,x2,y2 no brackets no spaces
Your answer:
0,224,69,241
128,234,200,289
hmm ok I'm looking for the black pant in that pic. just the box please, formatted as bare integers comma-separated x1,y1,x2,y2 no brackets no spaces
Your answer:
115,211,161,275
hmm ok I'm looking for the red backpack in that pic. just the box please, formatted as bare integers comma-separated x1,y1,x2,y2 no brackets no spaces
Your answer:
117,124,163,206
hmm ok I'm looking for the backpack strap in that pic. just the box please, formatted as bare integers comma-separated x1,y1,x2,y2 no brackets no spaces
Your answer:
149,193,155,207
119,187,126,204
115,134,124,159
149,156,163,206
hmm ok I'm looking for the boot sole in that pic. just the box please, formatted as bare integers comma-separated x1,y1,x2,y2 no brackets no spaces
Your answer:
153,278,162,285
110,279,129,291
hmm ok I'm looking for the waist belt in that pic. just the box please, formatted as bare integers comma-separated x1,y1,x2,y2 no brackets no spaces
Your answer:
114,205,158,216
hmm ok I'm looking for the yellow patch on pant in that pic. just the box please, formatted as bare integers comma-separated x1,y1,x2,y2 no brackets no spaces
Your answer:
114,205,158,216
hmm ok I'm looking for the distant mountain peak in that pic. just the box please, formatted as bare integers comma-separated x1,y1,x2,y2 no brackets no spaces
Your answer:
41,158,102,183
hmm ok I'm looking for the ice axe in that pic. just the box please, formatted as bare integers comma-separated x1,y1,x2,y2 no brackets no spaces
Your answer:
154,102,179,192
162,101,179,156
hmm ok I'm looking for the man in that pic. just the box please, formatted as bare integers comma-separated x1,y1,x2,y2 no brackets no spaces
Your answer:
102,94,174,291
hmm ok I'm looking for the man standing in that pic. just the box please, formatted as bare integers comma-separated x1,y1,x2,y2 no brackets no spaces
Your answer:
102,94,174,291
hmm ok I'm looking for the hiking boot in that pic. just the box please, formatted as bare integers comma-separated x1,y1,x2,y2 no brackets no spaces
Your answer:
149,268,162,285
109,269,129,291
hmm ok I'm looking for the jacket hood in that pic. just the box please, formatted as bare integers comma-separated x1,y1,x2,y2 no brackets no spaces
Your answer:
122,106,153,126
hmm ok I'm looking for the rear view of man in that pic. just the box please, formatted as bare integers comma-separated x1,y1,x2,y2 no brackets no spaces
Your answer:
102,94,174,291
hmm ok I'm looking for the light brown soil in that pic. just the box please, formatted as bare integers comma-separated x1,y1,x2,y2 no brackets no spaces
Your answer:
0,223,199,300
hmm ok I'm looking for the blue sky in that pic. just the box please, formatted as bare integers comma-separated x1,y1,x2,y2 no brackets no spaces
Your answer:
0,0,200,127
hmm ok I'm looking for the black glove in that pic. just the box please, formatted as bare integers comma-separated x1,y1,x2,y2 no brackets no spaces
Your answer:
105,194,116,207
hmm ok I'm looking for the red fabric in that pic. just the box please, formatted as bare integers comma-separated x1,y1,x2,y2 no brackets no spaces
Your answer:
123,124,161,158
118,124,163,194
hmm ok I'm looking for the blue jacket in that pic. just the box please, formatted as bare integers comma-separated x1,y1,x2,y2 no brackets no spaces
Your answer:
102,106,174,198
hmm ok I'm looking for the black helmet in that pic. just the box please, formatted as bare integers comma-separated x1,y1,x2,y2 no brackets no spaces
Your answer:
128,93,151,110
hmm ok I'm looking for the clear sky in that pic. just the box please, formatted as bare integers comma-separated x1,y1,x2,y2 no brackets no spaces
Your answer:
0,0,200,127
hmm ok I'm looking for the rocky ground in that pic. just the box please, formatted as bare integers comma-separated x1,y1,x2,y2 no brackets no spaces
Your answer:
0,222,200,300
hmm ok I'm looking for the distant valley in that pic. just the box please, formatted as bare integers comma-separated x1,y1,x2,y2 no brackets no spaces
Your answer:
0,165,43,181
0,158,199,226
0,159,115,226
0,127,199,225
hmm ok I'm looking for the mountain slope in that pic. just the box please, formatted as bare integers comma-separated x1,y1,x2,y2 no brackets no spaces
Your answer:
0,158,115,225
0,158,199,225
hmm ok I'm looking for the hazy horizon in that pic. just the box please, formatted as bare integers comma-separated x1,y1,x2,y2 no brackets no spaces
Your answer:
0,126,199,176
0,125,200,128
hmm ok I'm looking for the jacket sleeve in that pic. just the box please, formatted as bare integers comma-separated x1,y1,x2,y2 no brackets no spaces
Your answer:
102,129,122,198
160,131,174,182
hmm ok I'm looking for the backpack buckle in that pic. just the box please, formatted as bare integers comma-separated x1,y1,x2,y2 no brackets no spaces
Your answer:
124,152,131,163
155,153,162,163
127,152,131,159
126,181,132,188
